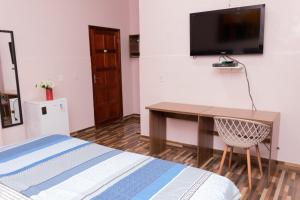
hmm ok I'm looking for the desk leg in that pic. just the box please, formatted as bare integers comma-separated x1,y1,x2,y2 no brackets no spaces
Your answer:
267,117,280,184
149,110,166,155
267,153,277,185
197,116,214,167
267,134,277,185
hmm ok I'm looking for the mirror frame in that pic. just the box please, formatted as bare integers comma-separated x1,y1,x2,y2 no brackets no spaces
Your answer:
0,30,23,128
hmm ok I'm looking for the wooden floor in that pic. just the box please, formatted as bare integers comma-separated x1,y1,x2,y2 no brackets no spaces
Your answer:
72,115,300,200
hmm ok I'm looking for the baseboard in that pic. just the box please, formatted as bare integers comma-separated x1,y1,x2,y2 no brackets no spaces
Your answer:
70,126,96,136
123,113,140,118
278,161,300,171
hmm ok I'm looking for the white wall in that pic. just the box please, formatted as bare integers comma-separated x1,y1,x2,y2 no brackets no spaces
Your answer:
0,0,139,145
139,0,300,164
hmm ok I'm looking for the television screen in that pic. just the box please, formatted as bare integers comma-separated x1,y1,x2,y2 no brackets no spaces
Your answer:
190,4,265,56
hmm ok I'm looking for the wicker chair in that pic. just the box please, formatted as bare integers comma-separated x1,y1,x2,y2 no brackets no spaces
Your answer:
214,116,271,190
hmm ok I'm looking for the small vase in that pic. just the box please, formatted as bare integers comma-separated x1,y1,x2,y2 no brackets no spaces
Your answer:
45,88,54,101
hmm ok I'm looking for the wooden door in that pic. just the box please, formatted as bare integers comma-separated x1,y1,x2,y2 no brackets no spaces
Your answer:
89,26,123,125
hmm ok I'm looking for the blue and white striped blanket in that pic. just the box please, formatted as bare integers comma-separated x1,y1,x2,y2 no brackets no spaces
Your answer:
0,135,240,200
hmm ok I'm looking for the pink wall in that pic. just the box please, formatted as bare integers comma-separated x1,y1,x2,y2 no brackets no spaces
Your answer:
129,0,140,114
0,0,139,145
139,0,300,164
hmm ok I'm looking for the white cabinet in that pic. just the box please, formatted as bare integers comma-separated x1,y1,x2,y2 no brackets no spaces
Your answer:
25,98,70,138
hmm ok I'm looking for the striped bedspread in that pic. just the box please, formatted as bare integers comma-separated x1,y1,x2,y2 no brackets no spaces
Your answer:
0,135,240,200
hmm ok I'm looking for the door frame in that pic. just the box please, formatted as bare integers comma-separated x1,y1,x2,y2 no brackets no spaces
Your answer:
88,25,123,125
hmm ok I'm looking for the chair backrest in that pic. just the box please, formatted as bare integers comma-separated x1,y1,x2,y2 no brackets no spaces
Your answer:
214,116,271,148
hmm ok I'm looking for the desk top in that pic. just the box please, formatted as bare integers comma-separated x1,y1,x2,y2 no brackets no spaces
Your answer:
146,102,212,116
146,102,280,123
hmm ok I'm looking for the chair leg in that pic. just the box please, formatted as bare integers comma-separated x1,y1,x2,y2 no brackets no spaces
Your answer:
228,146,233,169
246,148,252,190
218,145,228,174
256,145,263,177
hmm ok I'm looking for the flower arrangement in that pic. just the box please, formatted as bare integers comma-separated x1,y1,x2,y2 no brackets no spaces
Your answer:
36,80,55,89
36,80,55,101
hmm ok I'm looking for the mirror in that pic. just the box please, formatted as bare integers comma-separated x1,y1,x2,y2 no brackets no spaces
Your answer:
0,30,23,128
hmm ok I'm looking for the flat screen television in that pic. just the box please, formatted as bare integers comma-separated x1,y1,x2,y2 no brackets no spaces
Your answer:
190,4,265,56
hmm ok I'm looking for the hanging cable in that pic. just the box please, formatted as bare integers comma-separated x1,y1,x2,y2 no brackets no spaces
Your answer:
219,55,257,111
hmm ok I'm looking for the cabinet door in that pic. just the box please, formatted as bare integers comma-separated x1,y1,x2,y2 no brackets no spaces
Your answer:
41,101,69,135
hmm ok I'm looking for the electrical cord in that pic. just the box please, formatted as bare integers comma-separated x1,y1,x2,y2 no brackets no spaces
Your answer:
219,55,229,62
219,55,257,111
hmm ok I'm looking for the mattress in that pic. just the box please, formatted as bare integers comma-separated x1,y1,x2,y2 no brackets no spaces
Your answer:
0,135,240,200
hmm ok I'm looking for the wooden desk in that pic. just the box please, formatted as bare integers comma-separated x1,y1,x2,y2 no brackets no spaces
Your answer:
146,102,280,183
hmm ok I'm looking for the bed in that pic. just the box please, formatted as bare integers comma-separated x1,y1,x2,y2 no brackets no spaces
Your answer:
0,134,240,200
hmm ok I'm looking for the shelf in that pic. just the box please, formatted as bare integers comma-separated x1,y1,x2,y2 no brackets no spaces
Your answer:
129,34,140,58
213,66,243,70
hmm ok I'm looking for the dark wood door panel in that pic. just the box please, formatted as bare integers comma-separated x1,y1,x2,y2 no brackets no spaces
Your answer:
93,54,105,68
94,105,109,124
94,72,106,85
94,89,107,103
89,26,123,126
106,53,117,67
106,71,119,86
108,88,120,102
105,34,117,50
93,34,105,50
93,53,116,69
109,104,122,119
